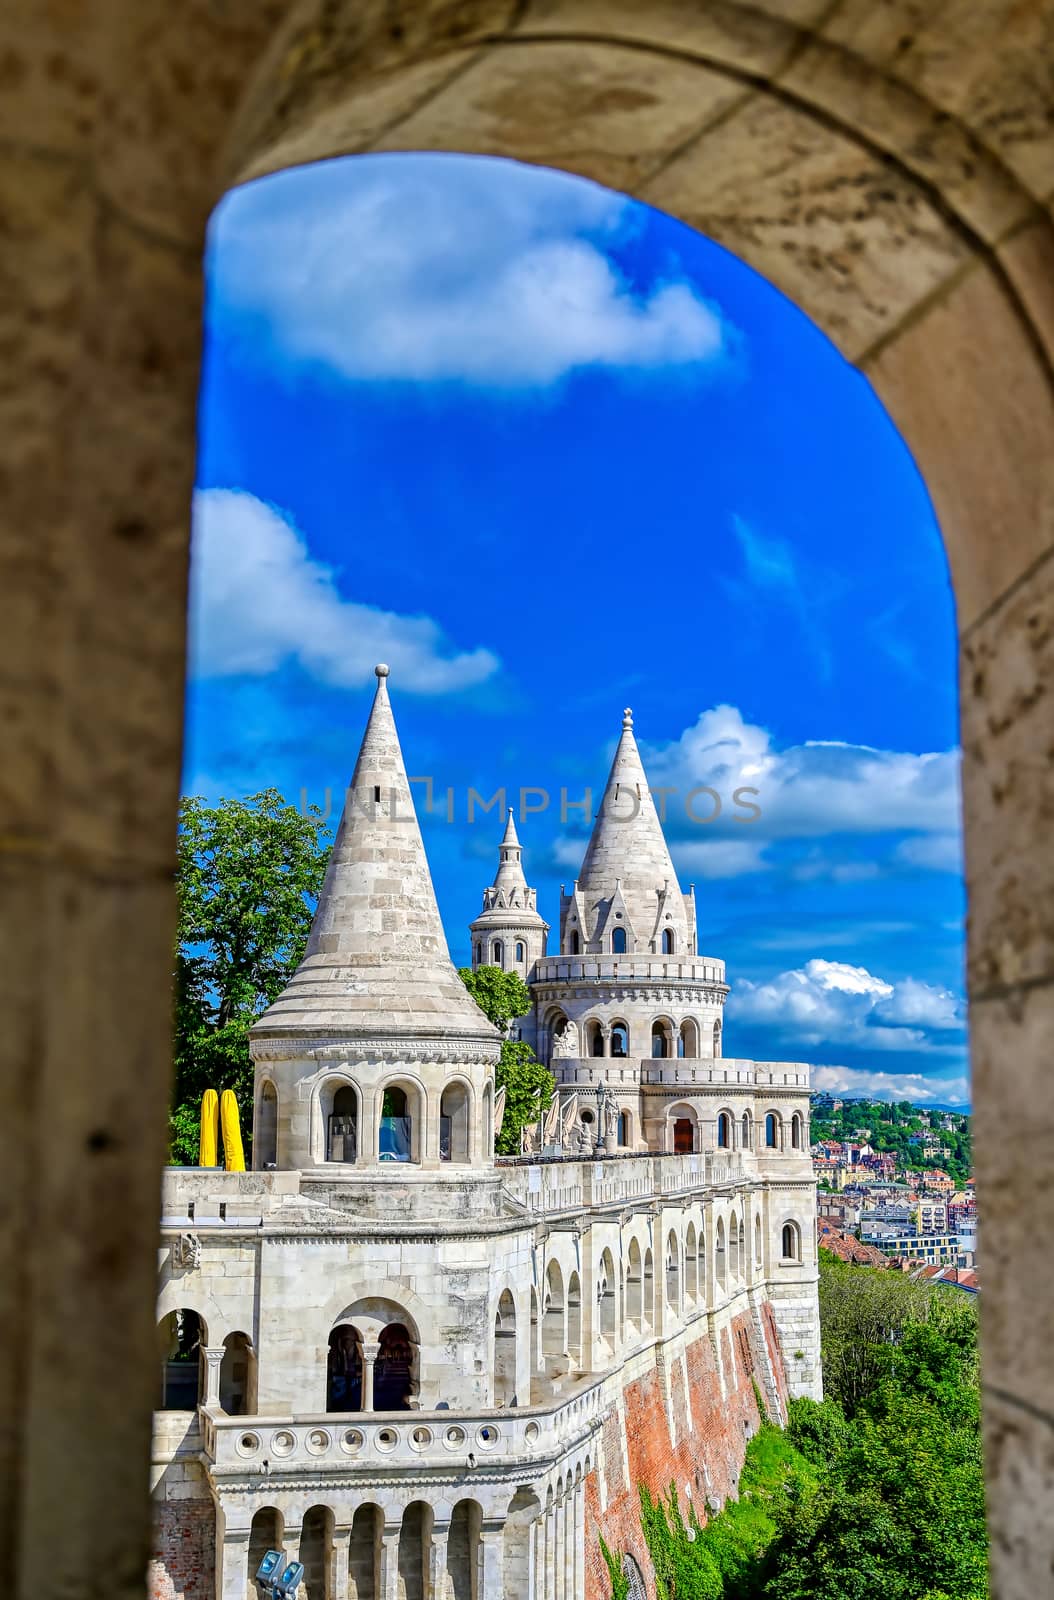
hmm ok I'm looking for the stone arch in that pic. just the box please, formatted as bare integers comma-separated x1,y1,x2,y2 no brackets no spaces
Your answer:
255,1078,278,1170
326,1323,363,1413
219,1330,256,1416
650,1017,675,1059
781,1220,803,1263
329,1295,423,1411
566,1271,583,1369
397,1502,432,1600
375,1074,424,1164
791,1111,805,1150
439,1076,473,1164
626,1238,643,1335
25,11,1054,1586
741,1110,753,1150
610,1019,630,1058
664,1228,681,1314
157,1308,206,1410
322,1078,359,1164
586,1017,606,1057
716,1109,734,1150
515,939,526,964
492,938,505,968
685,1221,699,1304
678,1018,700,1058
597,1247,618,1349
248,1509,284,1600
729,1213,741,1282
697,1225,706,1301
764,1111,783,1150
447,1500,482,1600
755,1213,763,1269
482,1079,494,1159
612,924,628,953
668,1100,699,1154
712,1019,723,1060
300,1505,332,1600
349,1504,382,1600
716,1218,727,1293
642,1247,655,1332
661,927,675,955
617,1105,635,1148
543,1258,566,1362
494,1287,518,1406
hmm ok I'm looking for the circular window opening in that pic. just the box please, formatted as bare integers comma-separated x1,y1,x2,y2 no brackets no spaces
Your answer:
237,1432,260,1456
340,1428,365,1455
306,1428,331,1455
444,1426,467,1450
477,1424,500,1448
376,1428,398,1452
270,1430,295,1457
410,1426,432,1450
524,1421,540,1444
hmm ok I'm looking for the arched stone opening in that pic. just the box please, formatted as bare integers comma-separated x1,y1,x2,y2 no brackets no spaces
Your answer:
325,1081,359,1164
764,1112,782,1150
716,1219,727,1294
256,1079,278,1170
157,1309,205,1411
610,1020,629,1058
543,1260,565,1363
697,1228,707,1302
716,1111,733,1150
566,1272,583,1370
494,1288,518,1407
651,1019,673,1059
626,1238,643,1335
665,1230,680,1315
643,1248,655,1332
567,930,580,955
587,1018,605,1057
685,1223,699,1304
219,1330,255,1416
301,1505,332,1600
618,1108,632,1148
248,1509,284,1600
515,939,525,963
597,1248,618,1350
782,1221,803,1263
327,1325,363,1413
791,1112,804,1150
678,1018,700,1058
482,1080,494,1159
374,1323,415,1411
377,1080,422,1164
447,1500,482,1600
661,927,675,954
612,924,628,953
397,1502,432,1600
755,1214,763,1269
712,1020,722,1060
669,1101,698,1154
741,1112,753,1150
439,1079,472,1164
503,1488,542,1597
730,1214,741,1283
529,1286,541,1403
349,1504,382,1600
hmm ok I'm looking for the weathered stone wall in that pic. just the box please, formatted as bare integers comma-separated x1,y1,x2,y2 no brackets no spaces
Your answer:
148,1499,214,1600
583,1312,775,1600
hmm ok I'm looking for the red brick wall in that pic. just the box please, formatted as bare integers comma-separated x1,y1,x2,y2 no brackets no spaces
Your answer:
584,1311,784,1600
148,1499,215,1600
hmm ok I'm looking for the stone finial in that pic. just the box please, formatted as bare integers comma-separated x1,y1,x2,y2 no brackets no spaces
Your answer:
375,663,390,678
623,707,633,729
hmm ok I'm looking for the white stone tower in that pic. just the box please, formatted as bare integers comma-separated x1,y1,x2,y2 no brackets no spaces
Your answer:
469,807,549,980
250,663,503,1176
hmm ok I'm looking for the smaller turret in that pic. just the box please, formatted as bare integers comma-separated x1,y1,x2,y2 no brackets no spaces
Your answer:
469,809,549,979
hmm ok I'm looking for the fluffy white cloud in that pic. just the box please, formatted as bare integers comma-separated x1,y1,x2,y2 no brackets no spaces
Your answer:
189,489,499,694
671,837,770,879
810,1065,971,1106
642,703,961,846
209,154,731,386
728,957,965,1054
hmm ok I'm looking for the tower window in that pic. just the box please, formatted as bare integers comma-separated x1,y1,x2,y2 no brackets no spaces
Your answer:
661,929,674,954
612,926,627,954
493,940,504,969
373,786,381,802
515,941,525,962
568,930,580,955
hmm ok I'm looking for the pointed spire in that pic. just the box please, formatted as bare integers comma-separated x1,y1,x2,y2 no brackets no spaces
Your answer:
501,807,520,848
253,665,497,1042
575,707,695,954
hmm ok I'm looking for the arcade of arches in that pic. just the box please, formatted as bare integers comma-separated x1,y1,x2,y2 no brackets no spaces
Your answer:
5,2,1054,1595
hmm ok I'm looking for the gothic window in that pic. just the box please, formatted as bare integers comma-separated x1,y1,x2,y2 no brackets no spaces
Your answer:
327,1084,358,1162
661,928,675,954
158,1309,205,1410
473,943,481,965
713,1018,722,1059
515,941,525,963
717,1112,732,1149
439,1081,471,1163
568,930,580,955
791,1112,803,1149
618,1110,630,1147
781,1222,802,1262
378,1085,418,1163
651,1022,671,1059
611,1022,629,1057
327,1325,363,1412
741,1111,752,1148
673,1117,694,1154
493,940,504,969
765,1113,780,1149
256,1079,278,1169
612,925,627,954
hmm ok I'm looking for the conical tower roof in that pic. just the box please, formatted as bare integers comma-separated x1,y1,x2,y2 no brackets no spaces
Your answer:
575,708,695,952
253,666,499,1045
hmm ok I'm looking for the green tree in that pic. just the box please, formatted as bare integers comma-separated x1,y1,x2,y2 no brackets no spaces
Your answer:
457,965,553,1155
172,790,331,1163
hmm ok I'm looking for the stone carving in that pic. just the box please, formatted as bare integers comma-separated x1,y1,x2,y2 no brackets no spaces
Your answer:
551,1021,578,1058
173,1232,201,1270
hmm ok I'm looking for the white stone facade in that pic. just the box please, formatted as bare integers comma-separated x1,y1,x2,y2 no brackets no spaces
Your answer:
151,674,820,1600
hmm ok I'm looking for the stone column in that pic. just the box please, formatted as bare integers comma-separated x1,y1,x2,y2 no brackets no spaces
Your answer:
544,1500,557,1600
478,1520,504,1597
572,1481,584,1600
362,1342,379,1412
428,1521,449,1600
330,1522,351,1600
217,1529,250,1600
283,1523,304,1600
202,1346,225,1407
380,1527,401,1600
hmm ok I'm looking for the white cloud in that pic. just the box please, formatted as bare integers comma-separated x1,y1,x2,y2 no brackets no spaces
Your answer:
810,1065,971,1106
672,837,770,879
642,703,961,845
189,489,499,694
209,154,732,386
728,957,965,1054
895,832,963,873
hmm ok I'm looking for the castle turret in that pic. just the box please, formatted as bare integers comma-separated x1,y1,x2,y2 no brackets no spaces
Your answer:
469,808,549,980
562,707,696,957
250,664,501,1172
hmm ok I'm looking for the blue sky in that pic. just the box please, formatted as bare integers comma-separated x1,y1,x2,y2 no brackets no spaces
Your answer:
190,152,968,1107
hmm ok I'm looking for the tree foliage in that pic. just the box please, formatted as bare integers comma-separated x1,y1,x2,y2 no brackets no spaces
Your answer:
171,791,331,1162
607,1256,987,1600
457,965,553,1154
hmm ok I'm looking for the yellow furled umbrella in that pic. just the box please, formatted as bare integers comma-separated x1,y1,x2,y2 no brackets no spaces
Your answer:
220,1089,246,1172
198,1089,219,1168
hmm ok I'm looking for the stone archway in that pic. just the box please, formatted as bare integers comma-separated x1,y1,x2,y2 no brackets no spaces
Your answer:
6,5,1054,1594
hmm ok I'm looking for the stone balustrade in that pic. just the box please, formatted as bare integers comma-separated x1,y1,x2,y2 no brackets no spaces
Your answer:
532,955,726,985
201,1380,606,1478
499,1151,745,1217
